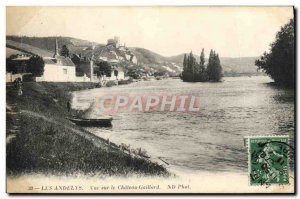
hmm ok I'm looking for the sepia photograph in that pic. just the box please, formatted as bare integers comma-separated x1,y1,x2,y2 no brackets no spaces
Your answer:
5,6,295,194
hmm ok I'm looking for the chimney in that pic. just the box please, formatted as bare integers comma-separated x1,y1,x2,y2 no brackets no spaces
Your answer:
54,38,59,57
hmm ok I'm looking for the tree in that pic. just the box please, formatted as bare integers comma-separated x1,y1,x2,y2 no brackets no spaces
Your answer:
207,50,222,82
190,52,200,82
200,48,205,72
181,49,222,82
181,52,197,82
197,48,208,81
96,61,112,77
27,55,45,76
206,50,214,81
211,53,222,82
183,54,187,70
6,58,18,74
126,68,140,79
75,67,84,77
60,45,70,57
255,19,294,87
114,69,119,80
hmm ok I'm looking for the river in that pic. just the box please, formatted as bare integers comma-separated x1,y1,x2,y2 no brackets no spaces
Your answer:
72,76,294,174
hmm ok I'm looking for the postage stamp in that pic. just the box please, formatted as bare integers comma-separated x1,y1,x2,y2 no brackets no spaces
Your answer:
244,136,289,186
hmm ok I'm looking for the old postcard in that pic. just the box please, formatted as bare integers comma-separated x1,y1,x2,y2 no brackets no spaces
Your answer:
6,6,295,194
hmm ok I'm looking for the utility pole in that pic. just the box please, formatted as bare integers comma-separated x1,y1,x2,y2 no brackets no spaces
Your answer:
90,43,95,82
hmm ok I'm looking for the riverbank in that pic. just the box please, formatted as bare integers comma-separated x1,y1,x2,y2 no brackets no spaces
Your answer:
6,82,169,177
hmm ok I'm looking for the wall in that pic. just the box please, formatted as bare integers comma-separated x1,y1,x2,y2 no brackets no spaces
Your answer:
6,72,23,82
36,64,76,82
75,74,91,82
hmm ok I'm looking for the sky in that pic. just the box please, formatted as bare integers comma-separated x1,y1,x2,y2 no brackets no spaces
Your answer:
6,6,294,57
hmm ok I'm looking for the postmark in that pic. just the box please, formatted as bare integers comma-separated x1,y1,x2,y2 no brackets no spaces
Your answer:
244,136,289,186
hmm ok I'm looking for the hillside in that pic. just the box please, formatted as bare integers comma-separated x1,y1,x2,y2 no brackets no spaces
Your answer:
6,36,96,52
129,48,262,75
6,39,53,57
6,36,263,75
130,47,166,64
221,57,261,74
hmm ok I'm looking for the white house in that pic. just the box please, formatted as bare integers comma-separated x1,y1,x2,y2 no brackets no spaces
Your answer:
35,56,76,82
35,39,76,82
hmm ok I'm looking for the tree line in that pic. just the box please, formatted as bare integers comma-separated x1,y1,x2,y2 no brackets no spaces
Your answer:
181,49,222,82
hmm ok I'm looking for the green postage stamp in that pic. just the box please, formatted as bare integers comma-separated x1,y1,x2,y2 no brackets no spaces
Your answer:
244,136,289,186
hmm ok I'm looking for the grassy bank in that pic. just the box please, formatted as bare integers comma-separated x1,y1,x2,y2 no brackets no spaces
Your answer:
6,82,169,177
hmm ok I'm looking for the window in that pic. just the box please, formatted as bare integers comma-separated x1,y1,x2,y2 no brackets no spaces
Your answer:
63,68,67,74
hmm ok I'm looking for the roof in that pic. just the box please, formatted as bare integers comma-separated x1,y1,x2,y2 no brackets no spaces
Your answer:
10,56,75,67
6,40,53,57
12,57,30,61
43,57,56,64
112,66,124,72
54,56,75,66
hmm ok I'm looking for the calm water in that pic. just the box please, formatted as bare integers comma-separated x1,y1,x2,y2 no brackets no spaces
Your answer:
72,76,294,173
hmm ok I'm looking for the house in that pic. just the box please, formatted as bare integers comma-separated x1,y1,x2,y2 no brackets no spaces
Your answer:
35,39,76,82
6,39,77,82
35,56,76,82
129,52,138,64
108,67,125,80
71,54,96,81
